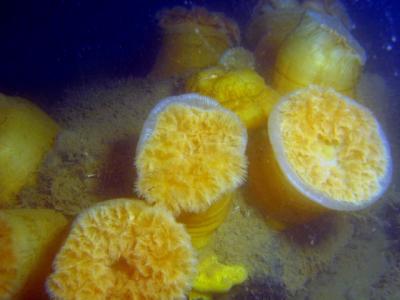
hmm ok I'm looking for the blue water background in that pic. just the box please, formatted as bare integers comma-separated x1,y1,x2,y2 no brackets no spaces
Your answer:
0,1,398,99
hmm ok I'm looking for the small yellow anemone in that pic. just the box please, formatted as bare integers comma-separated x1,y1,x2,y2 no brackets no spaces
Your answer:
0,93,59,207
0,209,68,299
136,94,247,216
186,67,279,129
248,86,392,225
46,199,196,300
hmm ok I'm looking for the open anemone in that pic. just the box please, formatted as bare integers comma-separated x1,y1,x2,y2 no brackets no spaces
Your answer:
135,94,247,216
248,86,392,225
46,199,196,300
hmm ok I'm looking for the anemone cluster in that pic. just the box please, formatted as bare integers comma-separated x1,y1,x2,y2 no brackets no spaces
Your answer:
0,1,394,299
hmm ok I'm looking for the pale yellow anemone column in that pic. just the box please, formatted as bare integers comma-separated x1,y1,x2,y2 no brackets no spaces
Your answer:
150,6,240,79
247,1,356,82
246,0,304,79
272,11,366,98
0,209,68,300
247,86,392,226
135,94,248,248
0,93,59,208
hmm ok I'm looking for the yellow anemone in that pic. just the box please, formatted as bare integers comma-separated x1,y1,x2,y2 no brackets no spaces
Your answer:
151,6,240,78
0,93,59,207
248,86,392,225
272,11,366,97
247,1,355,80
136,94,247,247
46,199,196,300
186,68,279,129
136,94,247,215
0,209,68,299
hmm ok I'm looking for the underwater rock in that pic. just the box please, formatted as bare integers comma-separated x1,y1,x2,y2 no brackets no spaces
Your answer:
382,200,400,252
19,78,174,215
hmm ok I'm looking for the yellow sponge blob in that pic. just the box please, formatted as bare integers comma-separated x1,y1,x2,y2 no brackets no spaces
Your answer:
192,255,248,293
0,93,59,207
186,67,279,129
46,199,196,300
136,94,247,216
0,209,68,299
270,86,391,207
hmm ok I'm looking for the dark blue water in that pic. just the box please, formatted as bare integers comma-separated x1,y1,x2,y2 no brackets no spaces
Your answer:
0,1,398,105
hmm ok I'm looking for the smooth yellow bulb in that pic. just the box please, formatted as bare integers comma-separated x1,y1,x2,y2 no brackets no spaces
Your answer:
0,93,59,207
273,11,365,97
